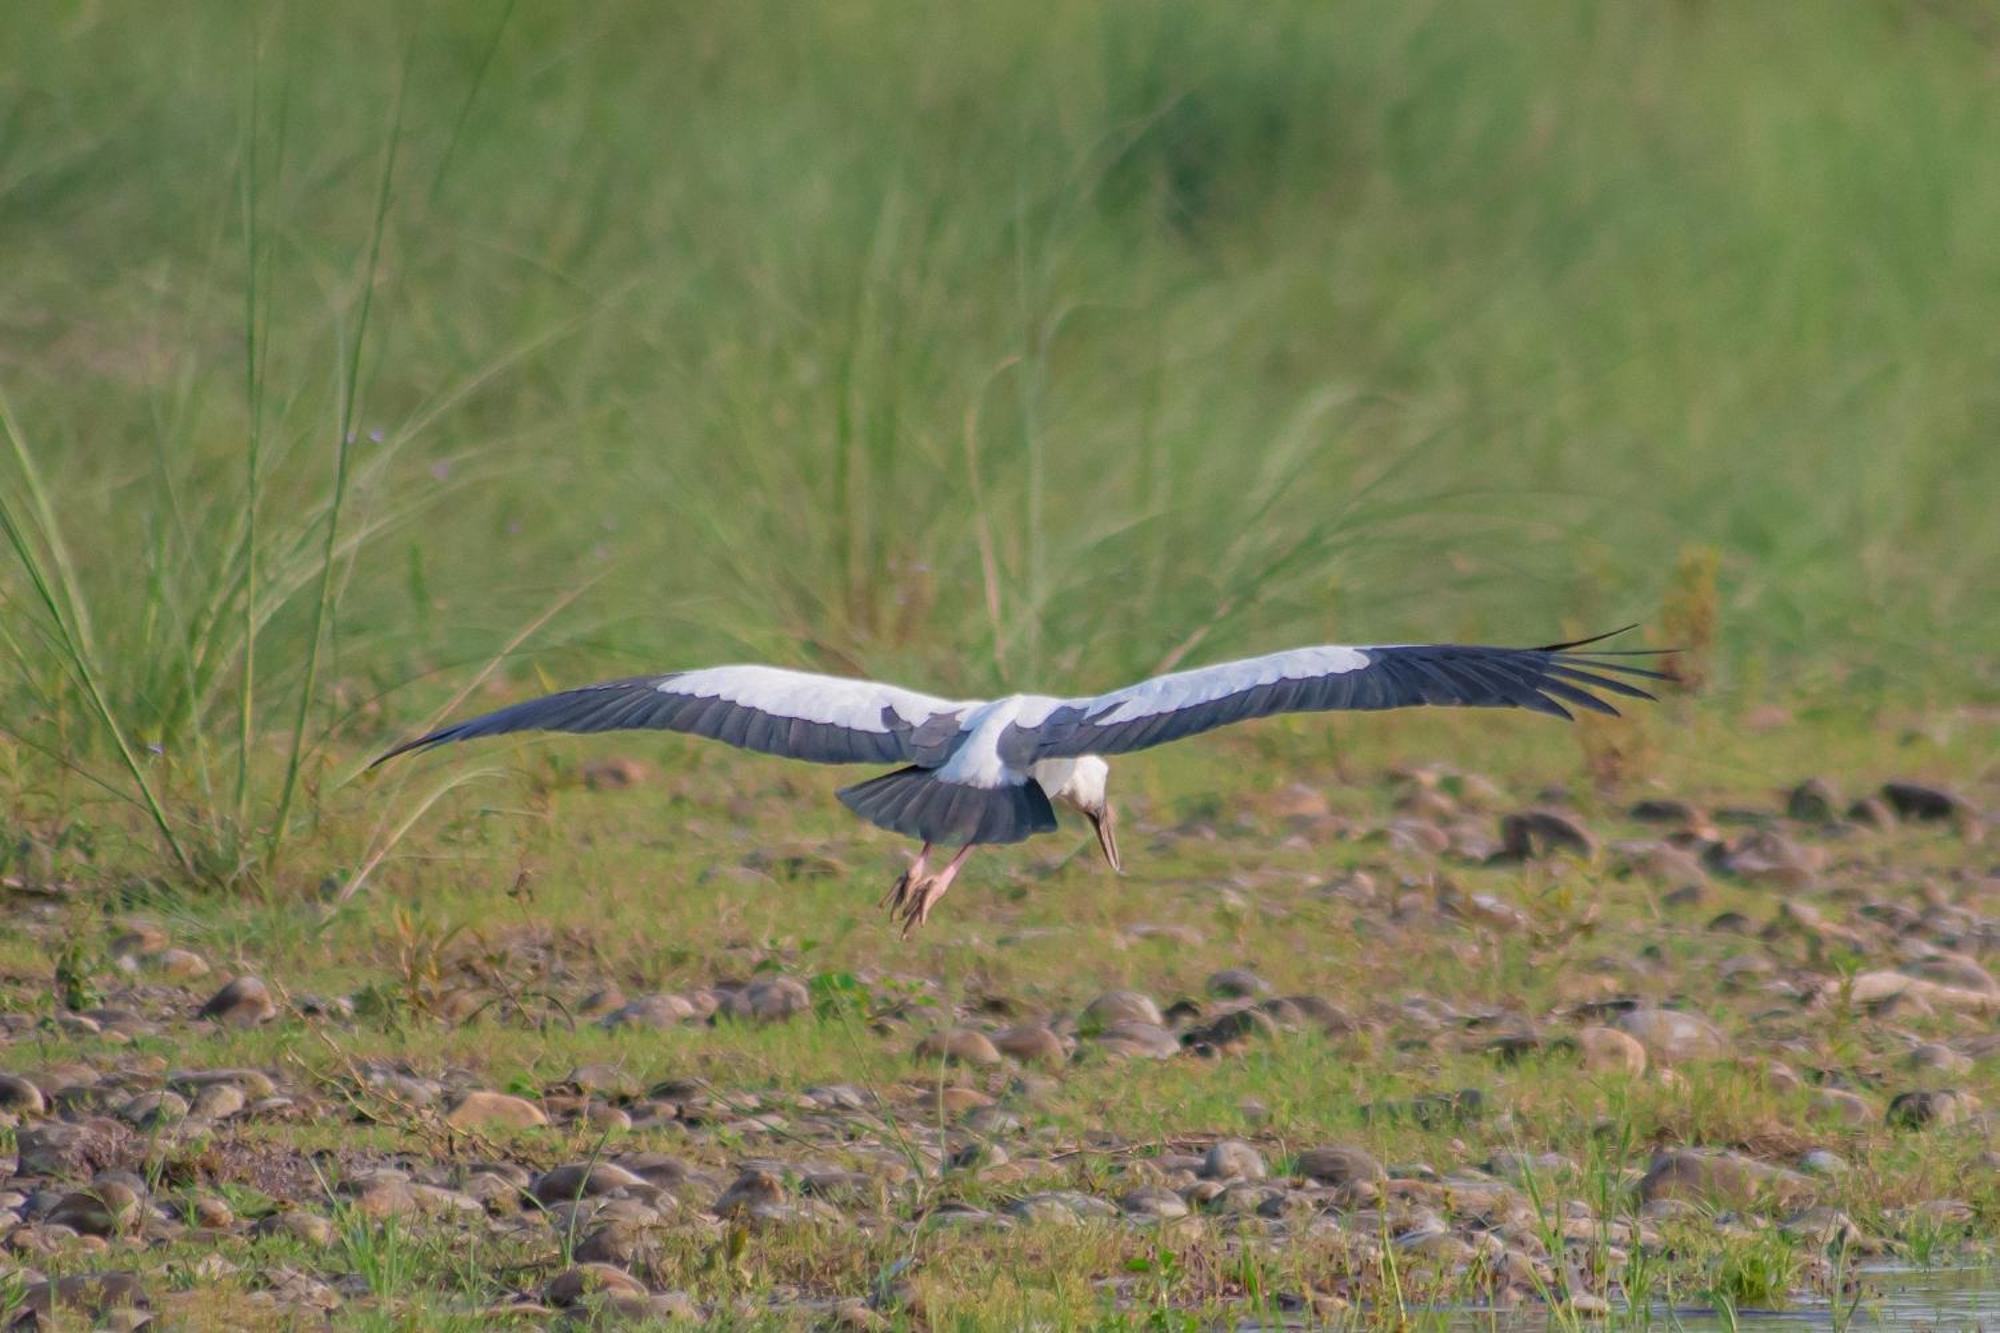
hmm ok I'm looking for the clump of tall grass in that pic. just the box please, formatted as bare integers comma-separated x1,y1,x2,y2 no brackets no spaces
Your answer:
0,32,468,890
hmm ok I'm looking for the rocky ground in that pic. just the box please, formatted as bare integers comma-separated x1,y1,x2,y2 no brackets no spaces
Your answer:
0,747,1994,1327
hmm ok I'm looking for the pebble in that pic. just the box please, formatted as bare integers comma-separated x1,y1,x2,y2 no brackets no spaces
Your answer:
1189,1007,1279,1047
544,1263,648,1306
991,1024,1067,1067
1809,1089,1874,1125
1119,1186,1191,1220
1498,809,1597,860
188,1193,233,1229
1639,1148,1814,1207
1614,1007,1727,1064
1200,1140,1266,1182
1008,1191,1117,1224
1850,971,1998,1015
1880,781,1971,822
1081,990,1163,1029
1617,842,1710,890
344,1172,421,1218
931,1086,993,1114
119,1090,189,1130
1886,1089,1980,1130
1576,1025,1648,1075
1089,1020,1180,1059
1265,993,1356,1034
1715,828,1822,887
47,1184,141,1237
1846,796,1897,828
1206,968,1271,998
1902,954,1998,995
574,1221,653,1266
148,948,211,980
1906,1042,1972,1074
1630,798,1701,824
110,924,168,958
531,1162,648,1206
947,1138,1007,1171
19,1273,148,1323
0,1074,46,1116
253,1212,337,1246
801,1083,872,1111
198,976,277,1026
15,1120,127,1176
189,1084,246,1121
445,1090,549,1131
920,1201,1009,1231
714,1168,784,1218
601,994,697,1030
580,1102,633,1132
1386,818,1450,856
565,1063,641,1098
802,1171,882,1209
1782,1206,1864,1249
1295,1145,1385,1186
720,976,810,1023
1395,1226,1474,1265
1785,779,1840,823
916,1028,1002,1066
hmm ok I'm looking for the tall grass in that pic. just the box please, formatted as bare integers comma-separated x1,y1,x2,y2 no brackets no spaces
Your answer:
0,1,1995,879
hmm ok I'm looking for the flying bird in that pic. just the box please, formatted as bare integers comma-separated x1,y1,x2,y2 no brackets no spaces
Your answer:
375,628,1667,935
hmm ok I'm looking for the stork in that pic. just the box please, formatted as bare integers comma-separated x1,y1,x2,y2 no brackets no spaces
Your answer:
375,628,1666,934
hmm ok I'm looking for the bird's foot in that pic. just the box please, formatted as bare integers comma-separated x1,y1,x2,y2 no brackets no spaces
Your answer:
895,873,950,938
882,846,931,916
882,867,916,915
884,845,969,938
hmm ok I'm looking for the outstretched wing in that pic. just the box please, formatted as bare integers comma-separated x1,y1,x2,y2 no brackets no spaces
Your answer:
1016,629,1669,760
373,665,967,768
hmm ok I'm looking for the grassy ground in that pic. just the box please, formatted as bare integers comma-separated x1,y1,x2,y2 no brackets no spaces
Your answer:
1,709,1994,1327
0,1,1996,1327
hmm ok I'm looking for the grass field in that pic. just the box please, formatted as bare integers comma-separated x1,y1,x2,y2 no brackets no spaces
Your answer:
0,2,1995,1327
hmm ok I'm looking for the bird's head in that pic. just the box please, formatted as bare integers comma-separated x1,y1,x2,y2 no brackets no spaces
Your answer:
1052,755,1120,873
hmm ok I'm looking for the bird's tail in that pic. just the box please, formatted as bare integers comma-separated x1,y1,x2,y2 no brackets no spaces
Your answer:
838,767,1057,846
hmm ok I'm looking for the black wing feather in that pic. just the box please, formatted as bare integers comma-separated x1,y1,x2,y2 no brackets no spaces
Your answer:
373,674,919,768
1026,631,1670,759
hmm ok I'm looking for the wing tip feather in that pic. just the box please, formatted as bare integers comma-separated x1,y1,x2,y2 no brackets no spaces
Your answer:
369,729,453,769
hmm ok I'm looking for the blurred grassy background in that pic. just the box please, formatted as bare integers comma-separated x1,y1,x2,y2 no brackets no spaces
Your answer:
1,1,1995,837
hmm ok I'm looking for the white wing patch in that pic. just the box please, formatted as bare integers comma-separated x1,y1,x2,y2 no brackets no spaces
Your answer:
1084,646,1371,724
936,695,1064,788
663,665,957,732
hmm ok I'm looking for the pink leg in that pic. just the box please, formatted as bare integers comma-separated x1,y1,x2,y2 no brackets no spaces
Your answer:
898,844,974,937
883,843,932,913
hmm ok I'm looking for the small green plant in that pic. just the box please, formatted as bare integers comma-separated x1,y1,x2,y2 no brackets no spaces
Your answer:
1710,1232,1802,1309
52,940,102,1012
809,969,868,1020
1126,1240,1183,1322
337,1210,423,1300
1898,1213,1967,1269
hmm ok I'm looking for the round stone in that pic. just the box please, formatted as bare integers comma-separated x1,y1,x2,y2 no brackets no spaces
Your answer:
1200,1139,1266,1182
915,1029,1002,1067
444,1090,549,1131
1080,990,1162,1030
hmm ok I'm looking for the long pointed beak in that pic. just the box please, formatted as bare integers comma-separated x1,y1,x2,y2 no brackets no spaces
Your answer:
1087,804,1122,873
